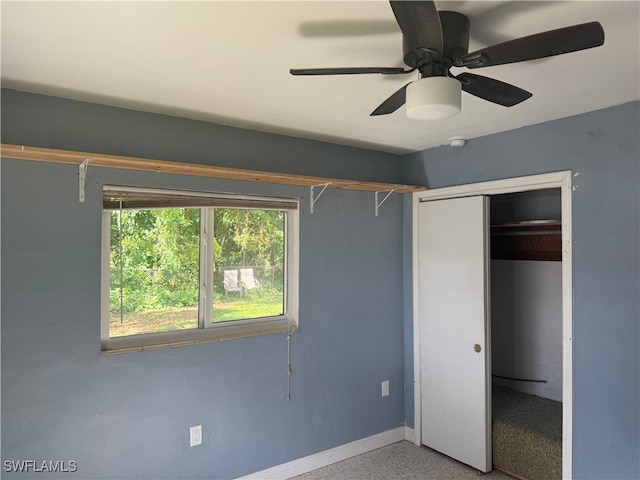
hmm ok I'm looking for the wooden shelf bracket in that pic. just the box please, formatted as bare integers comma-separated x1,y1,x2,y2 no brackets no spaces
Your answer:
79,157,92,202
375,189,395,216
310,183,331,214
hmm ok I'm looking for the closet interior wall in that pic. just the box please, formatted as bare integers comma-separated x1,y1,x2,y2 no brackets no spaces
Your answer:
490,189,563,402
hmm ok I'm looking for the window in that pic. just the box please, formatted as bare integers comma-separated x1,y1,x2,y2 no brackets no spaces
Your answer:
101,186,299,352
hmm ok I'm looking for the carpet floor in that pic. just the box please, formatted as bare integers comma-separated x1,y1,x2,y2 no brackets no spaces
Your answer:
492,386,562,480
290,441,515,480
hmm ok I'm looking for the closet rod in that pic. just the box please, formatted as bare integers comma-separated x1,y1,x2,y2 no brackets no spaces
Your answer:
493,374,547,383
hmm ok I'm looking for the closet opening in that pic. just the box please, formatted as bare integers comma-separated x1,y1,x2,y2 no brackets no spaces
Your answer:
490,188,563,480
412,171,573,480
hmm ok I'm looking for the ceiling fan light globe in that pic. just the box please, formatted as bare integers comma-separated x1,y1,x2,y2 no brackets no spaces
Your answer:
406,77,461,120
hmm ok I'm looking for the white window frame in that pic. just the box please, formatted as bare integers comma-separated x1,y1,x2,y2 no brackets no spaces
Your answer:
100,186,299,353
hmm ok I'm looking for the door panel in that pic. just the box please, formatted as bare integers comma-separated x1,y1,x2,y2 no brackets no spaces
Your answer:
418,196,491,472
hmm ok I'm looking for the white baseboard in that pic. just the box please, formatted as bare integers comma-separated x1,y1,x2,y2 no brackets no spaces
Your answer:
404,426,415,444
237,427,406,480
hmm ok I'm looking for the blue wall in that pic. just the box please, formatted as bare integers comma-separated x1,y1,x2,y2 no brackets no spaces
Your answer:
403,102,640,480
1,90,406,479
2,89,639,479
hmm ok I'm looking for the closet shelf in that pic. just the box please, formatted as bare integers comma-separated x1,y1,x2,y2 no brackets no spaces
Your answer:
491,220,562,261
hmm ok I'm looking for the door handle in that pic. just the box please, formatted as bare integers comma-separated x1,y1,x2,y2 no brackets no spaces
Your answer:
474,344,482,353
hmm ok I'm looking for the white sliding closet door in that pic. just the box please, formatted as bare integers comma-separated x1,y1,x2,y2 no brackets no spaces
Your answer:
418,196,491,473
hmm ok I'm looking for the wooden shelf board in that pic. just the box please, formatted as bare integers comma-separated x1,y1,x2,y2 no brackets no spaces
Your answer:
1,143,428,194
491,220,562,261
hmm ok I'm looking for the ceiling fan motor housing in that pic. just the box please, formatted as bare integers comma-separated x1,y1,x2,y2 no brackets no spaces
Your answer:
406,77,462,120
402,11,470,73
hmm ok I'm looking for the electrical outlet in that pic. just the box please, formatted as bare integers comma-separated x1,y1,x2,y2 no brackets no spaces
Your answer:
381,380,389,397
190,425,202,447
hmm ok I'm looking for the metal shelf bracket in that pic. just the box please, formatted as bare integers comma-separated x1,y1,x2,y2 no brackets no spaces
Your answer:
79,157,92,203
310,183,331,213
375,189,395,216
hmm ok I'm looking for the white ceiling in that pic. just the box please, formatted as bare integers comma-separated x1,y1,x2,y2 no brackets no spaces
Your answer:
2,1,639,154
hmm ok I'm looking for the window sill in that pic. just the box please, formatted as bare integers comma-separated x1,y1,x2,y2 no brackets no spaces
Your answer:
101,318,296,355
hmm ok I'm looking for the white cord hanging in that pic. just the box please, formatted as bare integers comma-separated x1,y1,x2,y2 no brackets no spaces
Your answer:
287,331,294,401
286,286,296,401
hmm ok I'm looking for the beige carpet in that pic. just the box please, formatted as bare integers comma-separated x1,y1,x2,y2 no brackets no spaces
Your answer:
291,441,515,480
492,386,562,480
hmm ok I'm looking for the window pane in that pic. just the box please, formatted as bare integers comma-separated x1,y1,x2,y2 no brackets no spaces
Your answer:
213,209,285,322
109,208,200,337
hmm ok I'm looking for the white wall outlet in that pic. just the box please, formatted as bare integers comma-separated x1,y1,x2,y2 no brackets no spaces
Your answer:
190,425,202,447
381,380,390,397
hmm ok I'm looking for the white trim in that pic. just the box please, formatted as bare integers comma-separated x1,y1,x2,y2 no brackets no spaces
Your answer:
404,426,416,444
411,192,422,447
237,427,406,480
100,212,111,342
560,173,573,480
415,171,570,201
200,209,214,329
412,171,573,479
285,205,300,332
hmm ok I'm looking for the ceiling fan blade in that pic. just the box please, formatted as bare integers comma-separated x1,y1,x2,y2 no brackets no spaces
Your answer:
456,73,532,107
370,83,409,116
290,67,410,76
456,22,604,68
390,1,443,54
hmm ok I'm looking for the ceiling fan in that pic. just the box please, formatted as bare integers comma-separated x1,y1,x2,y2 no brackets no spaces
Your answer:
290,1,605,120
